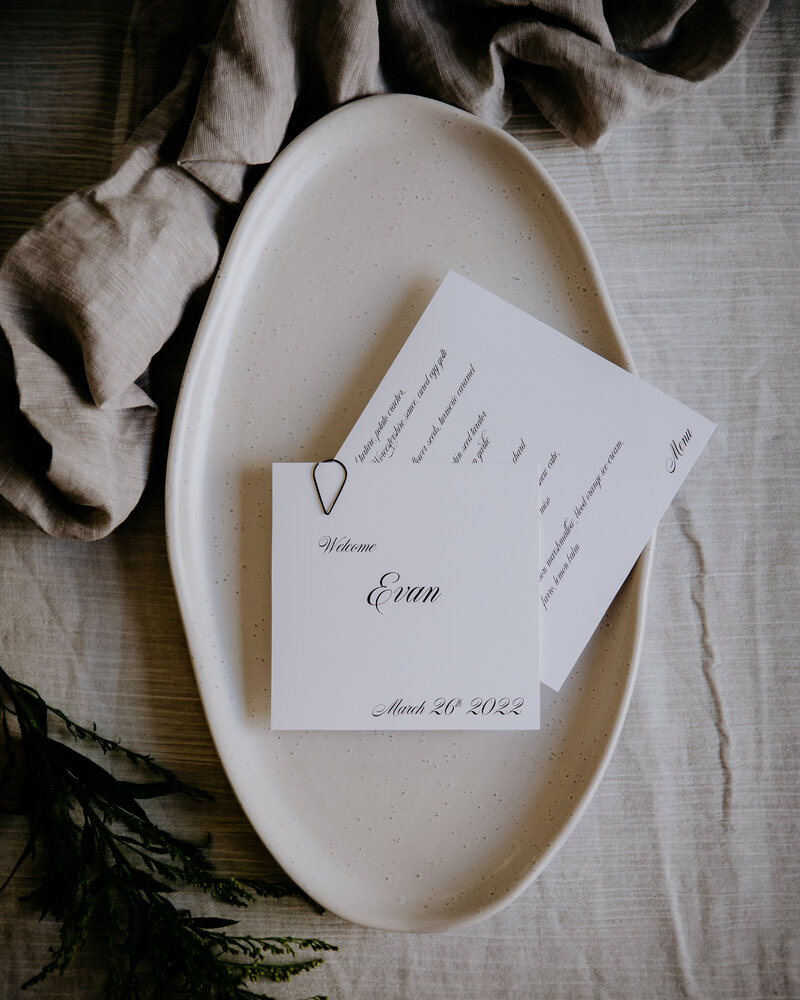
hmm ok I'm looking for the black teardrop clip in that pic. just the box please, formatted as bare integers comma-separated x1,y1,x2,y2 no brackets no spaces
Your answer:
312,459,348,515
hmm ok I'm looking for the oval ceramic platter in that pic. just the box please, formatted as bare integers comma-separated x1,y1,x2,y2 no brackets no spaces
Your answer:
166,94,653,932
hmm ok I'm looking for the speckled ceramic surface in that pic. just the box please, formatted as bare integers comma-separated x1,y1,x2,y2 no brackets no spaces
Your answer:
166,94,653,932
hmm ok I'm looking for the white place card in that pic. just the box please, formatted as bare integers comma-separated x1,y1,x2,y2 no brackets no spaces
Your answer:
271,461,540,731
337,272,715,691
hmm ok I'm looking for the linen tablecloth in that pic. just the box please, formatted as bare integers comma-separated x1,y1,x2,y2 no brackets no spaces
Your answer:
1,2,798,998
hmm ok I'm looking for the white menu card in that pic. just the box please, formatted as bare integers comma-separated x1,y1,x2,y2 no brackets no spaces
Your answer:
337,272,715,690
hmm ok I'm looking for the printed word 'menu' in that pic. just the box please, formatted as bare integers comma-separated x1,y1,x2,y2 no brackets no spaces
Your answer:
665,428,692,473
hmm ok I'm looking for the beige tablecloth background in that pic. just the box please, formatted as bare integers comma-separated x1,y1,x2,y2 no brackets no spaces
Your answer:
1,1,798,997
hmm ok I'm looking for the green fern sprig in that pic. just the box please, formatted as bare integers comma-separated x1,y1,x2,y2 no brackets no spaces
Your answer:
0,664,336,998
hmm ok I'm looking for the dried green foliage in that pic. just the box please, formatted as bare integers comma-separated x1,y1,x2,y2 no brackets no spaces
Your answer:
0,665,335,999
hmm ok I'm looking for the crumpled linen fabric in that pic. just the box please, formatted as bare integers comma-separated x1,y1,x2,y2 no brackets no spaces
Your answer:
0,0,767,539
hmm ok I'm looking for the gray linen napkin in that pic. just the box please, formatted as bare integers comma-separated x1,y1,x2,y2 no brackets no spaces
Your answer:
0,0,766,539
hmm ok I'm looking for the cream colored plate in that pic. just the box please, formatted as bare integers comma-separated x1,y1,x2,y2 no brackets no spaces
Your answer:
166,94,653,932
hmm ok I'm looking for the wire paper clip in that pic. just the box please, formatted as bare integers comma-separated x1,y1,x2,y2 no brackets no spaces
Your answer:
312,459,348,515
